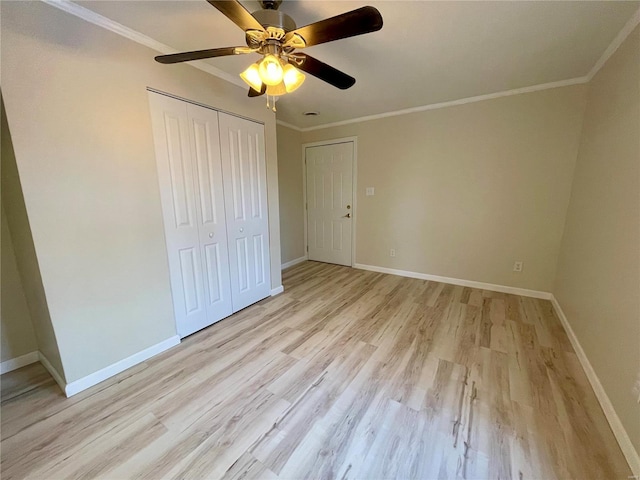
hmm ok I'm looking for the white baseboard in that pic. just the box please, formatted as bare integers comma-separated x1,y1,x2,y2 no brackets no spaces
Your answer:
281,255,308,270
550,296,640,476
270,285,284,296
354,263,552,299
38,351,67,393
64,335,180,397
0,351,39,374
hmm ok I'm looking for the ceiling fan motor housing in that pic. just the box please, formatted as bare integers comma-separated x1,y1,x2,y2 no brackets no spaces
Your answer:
259,0,282,10
251,8,297,32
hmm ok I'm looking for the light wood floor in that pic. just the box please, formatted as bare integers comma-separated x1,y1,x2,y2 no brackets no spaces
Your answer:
1,261,631,479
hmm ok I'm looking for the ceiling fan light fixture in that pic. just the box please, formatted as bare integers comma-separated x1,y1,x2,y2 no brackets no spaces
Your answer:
241,57,303,99
258,54,284,86
282,63,305,93
240,63,263,91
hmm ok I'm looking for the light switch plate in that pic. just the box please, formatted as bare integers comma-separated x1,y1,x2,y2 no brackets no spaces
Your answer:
366,187,375,196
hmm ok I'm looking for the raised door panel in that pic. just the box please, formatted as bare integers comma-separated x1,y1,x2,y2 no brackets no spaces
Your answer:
306,142,353,266
148,92,208,337
186,103,233,326
219,113,270,312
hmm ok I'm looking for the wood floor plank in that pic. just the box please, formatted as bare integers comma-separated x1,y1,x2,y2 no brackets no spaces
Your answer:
221,452,278,480
0,261,631,479
0,363,54,403
29,412,167,480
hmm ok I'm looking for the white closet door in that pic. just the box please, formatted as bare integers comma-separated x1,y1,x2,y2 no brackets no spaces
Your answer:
218,112,271,312
149,93,232,337
186,103,233,329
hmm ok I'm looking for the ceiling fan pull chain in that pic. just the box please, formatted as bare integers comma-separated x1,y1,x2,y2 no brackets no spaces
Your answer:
266,95,277,112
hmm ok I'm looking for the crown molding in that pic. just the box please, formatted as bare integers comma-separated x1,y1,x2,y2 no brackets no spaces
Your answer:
283,6,639,132
296,76,589,132
276,120,303,132
42,0,639,132
586,6,640,81
40,0,247,89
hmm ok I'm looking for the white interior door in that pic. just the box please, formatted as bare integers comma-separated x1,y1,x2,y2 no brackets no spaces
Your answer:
306,142,354,266
186,103,233,329
218,112,271,312
149,93,232,338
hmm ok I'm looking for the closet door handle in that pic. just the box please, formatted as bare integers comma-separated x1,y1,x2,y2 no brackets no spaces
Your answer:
208,233,214,238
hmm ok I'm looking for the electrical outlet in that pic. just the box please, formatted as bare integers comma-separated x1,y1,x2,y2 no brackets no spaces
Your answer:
390,248,396,257
366,187,375,196
513,261,523,272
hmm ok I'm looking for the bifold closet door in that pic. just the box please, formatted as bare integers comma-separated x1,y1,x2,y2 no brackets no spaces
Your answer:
218,112,271,312
148,93,233,338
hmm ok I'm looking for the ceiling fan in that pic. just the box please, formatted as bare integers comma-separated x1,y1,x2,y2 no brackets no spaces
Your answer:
155,0,383,110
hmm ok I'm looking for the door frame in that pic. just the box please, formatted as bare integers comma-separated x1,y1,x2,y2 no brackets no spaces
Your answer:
301,136,358,267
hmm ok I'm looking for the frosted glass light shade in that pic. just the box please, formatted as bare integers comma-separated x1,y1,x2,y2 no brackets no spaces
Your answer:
283,64,305,93
266,82,287,96
258,55,284,86
239,63,262,91
240,57,305,96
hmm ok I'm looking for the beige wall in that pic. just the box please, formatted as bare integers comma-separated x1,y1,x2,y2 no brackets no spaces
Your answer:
276,124,305,265
1,205,38,363
554,26,640,453
301,85,587,291
1,1,281,383
1,99,65,376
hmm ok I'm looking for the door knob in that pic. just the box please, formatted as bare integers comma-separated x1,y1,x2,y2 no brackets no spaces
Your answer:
208,233,214,238
240,228,244,233
343,213,351,218
346,205,351,209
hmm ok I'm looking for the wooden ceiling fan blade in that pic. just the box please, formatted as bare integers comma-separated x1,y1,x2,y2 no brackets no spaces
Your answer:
287,6,382,48
155,47,247,64
294,54,355,90
248,84,267,97
206,0,265,33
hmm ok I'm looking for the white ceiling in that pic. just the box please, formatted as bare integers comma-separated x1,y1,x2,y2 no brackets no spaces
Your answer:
75,0,639,129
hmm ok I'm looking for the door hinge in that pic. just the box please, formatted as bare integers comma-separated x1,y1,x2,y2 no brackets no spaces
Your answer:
305,202,308,210
306,245,309,252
